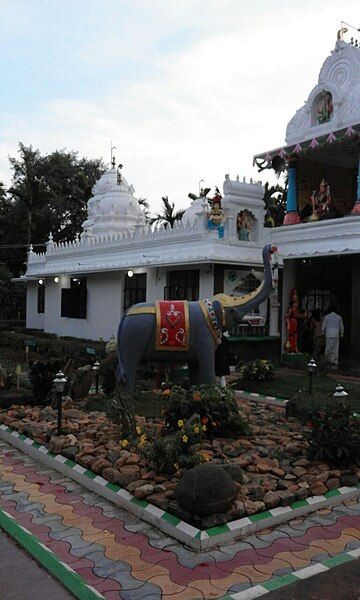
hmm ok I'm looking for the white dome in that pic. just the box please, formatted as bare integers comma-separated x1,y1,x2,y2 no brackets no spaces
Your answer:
81,168,146,238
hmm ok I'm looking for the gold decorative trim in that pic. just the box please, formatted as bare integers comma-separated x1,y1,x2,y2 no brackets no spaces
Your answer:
199,300,222,345
126,306,156,316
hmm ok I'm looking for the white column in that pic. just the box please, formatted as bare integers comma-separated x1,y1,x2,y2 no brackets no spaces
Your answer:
268,292,280,337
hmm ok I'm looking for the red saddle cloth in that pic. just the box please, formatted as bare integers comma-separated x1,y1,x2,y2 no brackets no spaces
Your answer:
155,301,189,351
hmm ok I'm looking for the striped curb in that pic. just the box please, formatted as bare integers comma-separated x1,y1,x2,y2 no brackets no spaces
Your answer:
0,507,105,600
235,389,288,407
1,423,360,551
217,546,360,599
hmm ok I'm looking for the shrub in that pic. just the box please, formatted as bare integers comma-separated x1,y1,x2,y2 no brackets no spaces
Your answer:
286,389,360,420
163,385,250,438
144,429,203,474
307,406,360,465
29,358,64,403
100,352,118,395
107,385,135,439
237,359,274,381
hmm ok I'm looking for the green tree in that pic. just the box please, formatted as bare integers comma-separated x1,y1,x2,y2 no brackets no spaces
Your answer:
3,144,106,276
149,196,185,229
263,181,286,227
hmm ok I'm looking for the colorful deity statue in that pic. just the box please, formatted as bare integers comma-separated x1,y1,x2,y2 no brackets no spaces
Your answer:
285,288,300,353
208,188,225,238
310,179,331,221
316,90,333,125
237,210,253,241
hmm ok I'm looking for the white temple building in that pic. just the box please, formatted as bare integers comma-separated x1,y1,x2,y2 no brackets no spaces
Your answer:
24,167,278,346
254,32,360,366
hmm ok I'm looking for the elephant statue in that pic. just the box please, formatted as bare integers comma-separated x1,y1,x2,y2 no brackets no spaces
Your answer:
117,244,276,394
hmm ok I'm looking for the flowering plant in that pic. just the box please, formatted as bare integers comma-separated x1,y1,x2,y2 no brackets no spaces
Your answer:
237,359,274,382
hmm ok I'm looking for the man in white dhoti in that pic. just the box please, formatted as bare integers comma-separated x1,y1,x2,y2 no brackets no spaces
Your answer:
321,306,344,370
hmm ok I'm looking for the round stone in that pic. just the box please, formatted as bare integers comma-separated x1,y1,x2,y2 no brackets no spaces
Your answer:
174,464,236,516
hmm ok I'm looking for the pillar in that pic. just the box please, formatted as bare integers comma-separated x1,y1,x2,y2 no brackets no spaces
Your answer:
269,292,280,337
351,153,360,214
283,158,301,225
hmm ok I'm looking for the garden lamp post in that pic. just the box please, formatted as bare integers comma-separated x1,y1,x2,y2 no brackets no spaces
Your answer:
53,371,67,435
307,358,317,394
92,361,100,394
333,384,348,398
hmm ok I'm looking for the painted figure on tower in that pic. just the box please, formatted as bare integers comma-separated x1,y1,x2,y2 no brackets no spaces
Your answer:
208,188,225,238
310,179,331,221
316,90,333,125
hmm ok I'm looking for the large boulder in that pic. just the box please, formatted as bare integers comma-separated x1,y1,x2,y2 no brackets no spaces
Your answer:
174,463,236,516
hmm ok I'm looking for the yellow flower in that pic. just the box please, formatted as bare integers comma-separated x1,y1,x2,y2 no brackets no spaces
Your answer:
136,426,142,435
121,439,129,448
140,433,147,442
173,462,180,470
193,426,200,434
202,425,207,432
177,419,184,428
182,434,188,443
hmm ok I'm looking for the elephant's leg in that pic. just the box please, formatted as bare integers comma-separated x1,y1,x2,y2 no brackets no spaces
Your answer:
117,344,143,395
197,352,217,386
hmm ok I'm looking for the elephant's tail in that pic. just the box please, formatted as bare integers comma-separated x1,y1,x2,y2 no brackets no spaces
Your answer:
116,314,127,384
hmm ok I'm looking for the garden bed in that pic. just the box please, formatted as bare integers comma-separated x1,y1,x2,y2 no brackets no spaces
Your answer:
1,397,359,528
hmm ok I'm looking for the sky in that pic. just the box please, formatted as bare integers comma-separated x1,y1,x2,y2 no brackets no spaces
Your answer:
0,0,358,213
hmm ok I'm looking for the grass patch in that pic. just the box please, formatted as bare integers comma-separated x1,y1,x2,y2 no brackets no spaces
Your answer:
232,369,360,399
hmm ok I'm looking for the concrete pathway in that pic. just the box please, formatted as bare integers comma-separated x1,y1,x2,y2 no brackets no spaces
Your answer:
0,530,74,599
1,439,360,599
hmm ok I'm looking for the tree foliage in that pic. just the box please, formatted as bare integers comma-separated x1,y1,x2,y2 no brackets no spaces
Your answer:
1,143,106,276
149,196,185,229
263,181,286,227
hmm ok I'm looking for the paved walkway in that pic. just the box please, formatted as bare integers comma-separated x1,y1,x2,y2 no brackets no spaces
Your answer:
1,440,360,599
0,530,74,599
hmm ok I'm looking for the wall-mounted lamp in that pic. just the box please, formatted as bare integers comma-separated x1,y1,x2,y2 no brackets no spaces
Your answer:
127,270,134,278
38,279,44,285
53,276,59,284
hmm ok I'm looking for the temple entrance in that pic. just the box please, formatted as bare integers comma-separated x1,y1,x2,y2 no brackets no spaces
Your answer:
293,255,352,364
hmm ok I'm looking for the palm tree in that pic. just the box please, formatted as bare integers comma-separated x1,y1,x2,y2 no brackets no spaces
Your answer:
137,197,150,222
149,196,185,229
263,181,286,227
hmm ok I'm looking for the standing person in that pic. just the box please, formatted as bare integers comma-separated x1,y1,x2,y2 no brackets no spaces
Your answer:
321,305,344,370
215,332,230,387
310,309,323,359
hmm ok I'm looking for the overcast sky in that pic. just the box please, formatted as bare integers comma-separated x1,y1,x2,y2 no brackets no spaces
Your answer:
0,1,357,212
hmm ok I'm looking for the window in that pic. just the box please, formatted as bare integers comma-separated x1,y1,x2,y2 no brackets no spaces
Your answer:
302,289,330,315
164,270,199,301
123,273,146,311
61,277,87,319
37,284,45,314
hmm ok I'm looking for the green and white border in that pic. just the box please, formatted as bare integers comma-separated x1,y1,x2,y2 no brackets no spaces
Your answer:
0,507,105,600
217,546,360,599
235,390,288,407
1,423,359,552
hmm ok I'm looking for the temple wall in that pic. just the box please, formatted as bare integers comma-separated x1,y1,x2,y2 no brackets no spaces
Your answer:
44,272,123,341
26,282,44,330
351,255,360,362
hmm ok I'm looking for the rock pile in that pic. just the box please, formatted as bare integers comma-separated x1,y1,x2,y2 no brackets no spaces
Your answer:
1,398,359,523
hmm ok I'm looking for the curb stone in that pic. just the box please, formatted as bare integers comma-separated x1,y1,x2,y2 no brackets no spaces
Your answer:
1,424,360,552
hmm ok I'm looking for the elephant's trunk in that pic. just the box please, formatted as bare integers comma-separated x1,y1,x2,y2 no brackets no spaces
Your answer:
224,244,275,327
